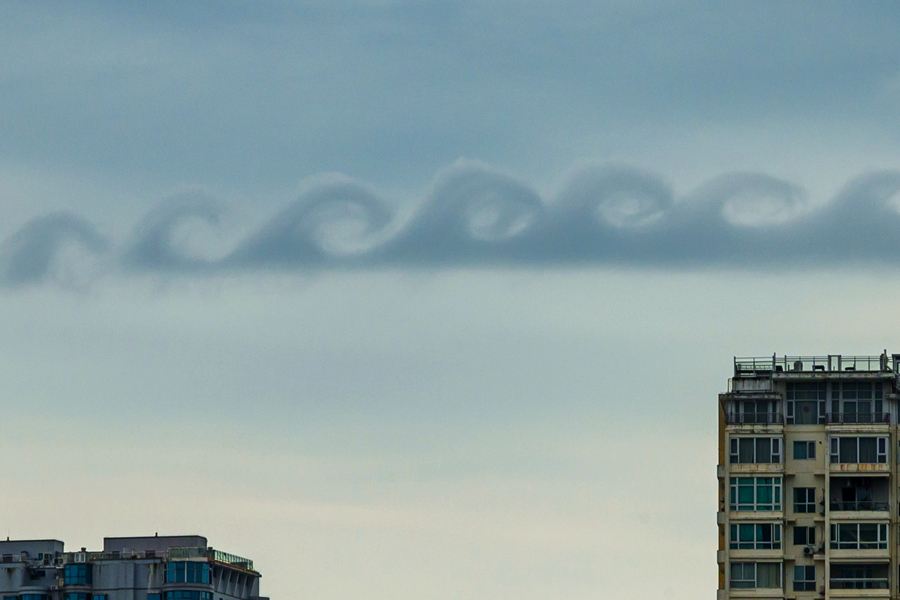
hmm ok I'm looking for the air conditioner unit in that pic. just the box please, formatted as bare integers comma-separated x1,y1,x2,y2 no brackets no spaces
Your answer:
803,546,815,555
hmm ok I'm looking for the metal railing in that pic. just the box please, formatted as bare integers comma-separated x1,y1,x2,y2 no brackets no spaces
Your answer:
831,578,889,590
211,550,253,570
0,554,25,563
167,547,254,570
830,500,890,511
827,412,890,424
725,412,783,425
58,547,253,571
735,354,893,376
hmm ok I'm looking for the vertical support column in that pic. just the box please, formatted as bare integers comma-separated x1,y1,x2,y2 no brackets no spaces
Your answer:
824,434,830,600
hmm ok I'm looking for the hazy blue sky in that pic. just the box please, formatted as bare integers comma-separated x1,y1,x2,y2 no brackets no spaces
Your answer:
2,2,900,598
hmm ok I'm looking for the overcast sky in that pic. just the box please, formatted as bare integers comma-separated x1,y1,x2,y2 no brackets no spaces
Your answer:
2,2,900,599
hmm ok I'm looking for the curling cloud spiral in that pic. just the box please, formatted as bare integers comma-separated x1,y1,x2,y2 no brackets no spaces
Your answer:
3,161,900,287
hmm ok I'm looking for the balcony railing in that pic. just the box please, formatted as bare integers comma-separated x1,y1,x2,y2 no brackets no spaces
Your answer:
830,500,889,512
725,412,783,425
827,412,890,424
831,578,889,590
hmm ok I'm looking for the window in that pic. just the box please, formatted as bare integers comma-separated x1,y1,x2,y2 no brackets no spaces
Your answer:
730,563,781,589
64,564,92,585
166,562,210,584
830,523,888,549
64,595,88,600
831,382,884,423
20,596,49,600
730,438,782,464
93,596,108,600
730,523,781,549
730,477,782,511
793,526,815,546
733,399,779,424
830,437,888,464
148,595,161,600
787,382,825,424
793,440,815,460
164,593,213,600
794,566,816,591
794,487,816,513
831,564,888,589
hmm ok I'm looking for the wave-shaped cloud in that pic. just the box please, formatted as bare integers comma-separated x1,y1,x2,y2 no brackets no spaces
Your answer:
3,161,900,287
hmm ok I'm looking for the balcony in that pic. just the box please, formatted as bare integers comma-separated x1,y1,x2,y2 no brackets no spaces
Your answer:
828,413,890,425
830,477,889,515
830,563,889,594
725,412,783,426
831,578,889,590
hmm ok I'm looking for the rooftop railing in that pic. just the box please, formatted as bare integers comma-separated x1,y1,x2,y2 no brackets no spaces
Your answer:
166,547,253,570
735,354,894,376
60,547,253,571
0,553,26,563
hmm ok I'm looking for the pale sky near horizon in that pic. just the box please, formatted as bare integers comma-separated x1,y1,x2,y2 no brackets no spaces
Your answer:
2,2,900,599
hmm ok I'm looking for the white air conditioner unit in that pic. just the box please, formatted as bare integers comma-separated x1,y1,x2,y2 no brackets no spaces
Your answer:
803,546,815,555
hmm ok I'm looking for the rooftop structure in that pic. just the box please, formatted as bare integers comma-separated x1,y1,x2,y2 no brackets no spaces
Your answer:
0,535,268,600
717,352,900,599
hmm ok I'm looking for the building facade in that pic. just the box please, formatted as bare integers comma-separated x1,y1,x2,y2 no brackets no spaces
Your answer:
0,535,268,600
718,353,900,599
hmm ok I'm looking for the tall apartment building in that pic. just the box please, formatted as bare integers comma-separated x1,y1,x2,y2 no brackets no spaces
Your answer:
0,535,268,600
718,353,900,599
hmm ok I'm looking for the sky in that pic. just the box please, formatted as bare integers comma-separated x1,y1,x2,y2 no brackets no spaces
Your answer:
2,1,900,598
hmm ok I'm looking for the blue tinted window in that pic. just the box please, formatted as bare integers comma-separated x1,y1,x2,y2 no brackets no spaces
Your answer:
64,564,92,585
64,594,88,600
163,592,212,600
166,562,209,584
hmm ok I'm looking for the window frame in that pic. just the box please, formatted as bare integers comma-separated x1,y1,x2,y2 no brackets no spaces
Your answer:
786,382,826,424
730,437,783,464
793,487,817,514
793,440,815,460
730,562,782,589
793,526,815,546
730,477,782,511
830,523,889,549
793,565,816,591
830,437,888,464
729,523,782,550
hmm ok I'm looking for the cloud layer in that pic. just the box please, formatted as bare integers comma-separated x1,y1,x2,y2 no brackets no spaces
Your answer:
4,161,900,287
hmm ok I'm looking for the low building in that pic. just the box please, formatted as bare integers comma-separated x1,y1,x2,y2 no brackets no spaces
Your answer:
0,535,268,600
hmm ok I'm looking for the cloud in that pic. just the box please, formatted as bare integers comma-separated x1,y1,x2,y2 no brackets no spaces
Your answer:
3,161,900,287
0,212,108,287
